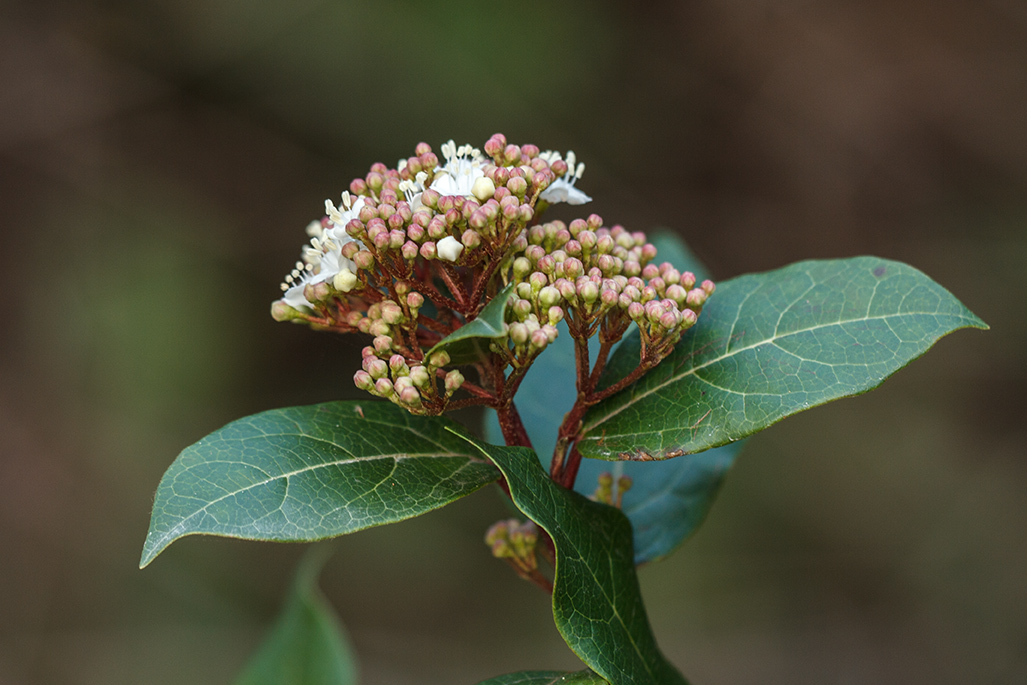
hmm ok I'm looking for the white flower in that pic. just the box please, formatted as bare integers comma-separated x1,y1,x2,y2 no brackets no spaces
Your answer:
437,235,464,262
278,192,365,310
430,140,485,196
538,150,592,205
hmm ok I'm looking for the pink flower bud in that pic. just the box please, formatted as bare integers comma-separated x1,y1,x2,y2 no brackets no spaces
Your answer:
579,280,599,303
529,329,549,350
650,276,666,295
686,288,707,308
368,319,390,337
469,210,488,230
547,306,565,324
596,235,614,254
349,178,367,195
378,203,396,220
444,370,464,396
526,245,546,264
539,286,561,308
517,204,534,222
381,302,405,325
398,387,421,406
506,175,527,198
365,358,388,379
458,229,480,251
354,370,375,391
420,240,438,260
428,350,451,368
557,278,577,302
389,354,409,375
406,291,424,310
421,188,440,209
666,284,687,305
387,212,405,231
374,378,394,397
388,229,405,249
600,288,618,308
409,365,430,389
701,279,716,296
512,298,532,319
529,271,549,292
407,224,425,242
303,281,330,302
628,302,645,321
681,309,698,328
508,322,528,345
659,311,679,330
641,243,658,262
366,171,384,192
484,134,506,158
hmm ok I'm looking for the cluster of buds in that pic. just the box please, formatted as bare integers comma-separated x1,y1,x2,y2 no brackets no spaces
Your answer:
505,216,715,365
271,134,714,415
485,518,541,578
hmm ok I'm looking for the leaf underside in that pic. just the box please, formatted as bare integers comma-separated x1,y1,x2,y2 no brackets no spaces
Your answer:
581,256,987,460
141,401,500,567
451,430,688,685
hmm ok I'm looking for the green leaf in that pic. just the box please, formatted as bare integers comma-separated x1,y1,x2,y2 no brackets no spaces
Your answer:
580,257,988,460
141,401,500,567
427,283,516,364
486,230,740,564
450,431,688,685
475,670,609,684
235,544,357,685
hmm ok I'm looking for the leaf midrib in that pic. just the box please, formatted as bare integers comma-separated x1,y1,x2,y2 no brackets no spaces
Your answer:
583,308,970,434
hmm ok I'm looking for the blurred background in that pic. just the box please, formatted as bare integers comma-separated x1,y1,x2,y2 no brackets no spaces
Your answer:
1,0,1024,683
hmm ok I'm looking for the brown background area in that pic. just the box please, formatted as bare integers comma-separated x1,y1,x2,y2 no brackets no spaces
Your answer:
1,1,1024,683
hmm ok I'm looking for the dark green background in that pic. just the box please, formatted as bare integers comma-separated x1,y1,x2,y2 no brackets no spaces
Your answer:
0,1,1022,683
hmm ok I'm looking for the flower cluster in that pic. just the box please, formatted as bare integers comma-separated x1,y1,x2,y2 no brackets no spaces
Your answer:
272,134,714,416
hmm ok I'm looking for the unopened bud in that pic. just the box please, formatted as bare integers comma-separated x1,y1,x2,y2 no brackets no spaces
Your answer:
437,235,464,262
538,286,561,308
389,354,409,376
271,300,304,322
686,288,707,308
428,350,451,368
461,229,482,250
701,279,716,296
374,378,394,397
444,370,465,396
471,176,496,201
353,370,375,391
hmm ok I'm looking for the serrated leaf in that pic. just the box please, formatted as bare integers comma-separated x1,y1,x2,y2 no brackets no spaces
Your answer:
234,544,356,685
450,431,688,685
486,231,738,563
580,257,988,460
426,283,516,364
141,401,500,567
475,670,609,684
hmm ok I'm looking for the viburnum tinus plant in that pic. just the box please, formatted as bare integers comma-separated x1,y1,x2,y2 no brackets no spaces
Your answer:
141,135,986,684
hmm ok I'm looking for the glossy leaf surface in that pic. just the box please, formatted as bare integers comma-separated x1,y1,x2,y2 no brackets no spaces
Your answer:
235,545,356,685
451,431,687,685
141,401,499,567
581,257,987,460
475,670,609,684
487,231,742,563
